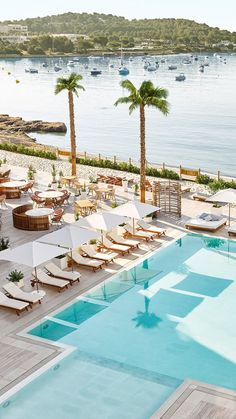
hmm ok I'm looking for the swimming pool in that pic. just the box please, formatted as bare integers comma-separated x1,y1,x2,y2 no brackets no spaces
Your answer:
1,234,236,418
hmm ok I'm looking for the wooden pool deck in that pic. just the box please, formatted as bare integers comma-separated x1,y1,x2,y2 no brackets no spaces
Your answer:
0,163,236,409
151,379,236,418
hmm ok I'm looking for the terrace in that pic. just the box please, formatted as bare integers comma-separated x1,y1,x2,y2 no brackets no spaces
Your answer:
0,161,235,416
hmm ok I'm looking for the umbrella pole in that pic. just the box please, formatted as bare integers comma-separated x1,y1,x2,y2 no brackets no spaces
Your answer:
132,218,135,234
34,267,39,292
229,203,231,226
71,249,74,272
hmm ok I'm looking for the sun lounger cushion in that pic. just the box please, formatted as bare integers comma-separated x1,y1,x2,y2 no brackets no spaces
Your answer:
72,251,103,267
45,263,81,281
185,217,226,231
32,269,69,288
81,244,117,261
108,232,140,247
0,291,29,310
3,283,44,303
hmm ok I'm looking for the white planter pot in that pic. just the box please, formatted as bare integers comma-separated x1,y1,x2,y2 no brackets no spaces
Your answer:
33,174,38,185
144,216,153,223
53,256,68,270
122,180,128,192
15,279,24,288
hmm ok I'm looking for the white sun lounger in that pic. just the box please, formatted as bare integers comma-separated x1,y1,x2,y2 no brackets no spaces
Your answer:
228,225,236,236
124,224,154,241
45,263,81,285
0,291,29,315
31,269,69,292
71,251,104,271
108,231,140,249
3,283,44,305
81,244,118,263
100,237,131,255
137,219,166,236
185,216,226,232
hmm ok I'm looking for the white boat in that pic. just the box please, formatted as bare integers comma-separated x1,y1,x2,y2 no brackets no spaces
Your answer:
175,73,186,81
109,64,114,68
199,65,204,73
25,68,38,74
168,65,177,70
54,65,62,72
147,64,158,71
143,62,150,69
183,59,192,65
67,60,75,67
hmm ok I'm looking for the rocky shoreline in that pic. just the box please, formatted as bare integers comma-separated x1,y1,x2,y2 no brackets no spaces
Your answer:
0,114,66,149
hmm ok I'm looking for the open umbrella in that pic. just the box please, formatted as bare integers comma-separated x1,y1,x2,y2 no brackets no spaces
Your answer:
207,188,236,226
0,241,66,290
74,212,126,243
109,201,160,233
37,225,99,271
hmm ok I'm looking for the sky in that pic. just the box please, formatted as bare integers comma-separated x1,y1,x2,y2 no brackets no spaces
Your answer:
1,0,235,32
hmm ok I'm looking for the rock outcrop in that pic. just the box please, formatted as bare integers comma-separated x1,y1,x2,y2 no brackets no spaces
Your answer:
0,114,67,134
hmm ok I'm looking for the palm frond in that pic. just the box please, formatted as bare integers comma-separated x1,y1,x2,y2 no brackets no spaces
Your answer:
114,96,133,107
146,97,170,115
120,79,137,94
54,73,85,96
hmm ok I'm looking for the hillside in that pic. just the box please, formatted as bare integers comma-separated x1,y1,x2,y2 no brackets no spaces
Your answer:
0,13,236,55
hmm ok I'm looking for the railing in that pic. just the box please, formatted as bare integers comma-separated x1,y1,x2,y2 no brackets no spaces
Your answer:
56,149,228,182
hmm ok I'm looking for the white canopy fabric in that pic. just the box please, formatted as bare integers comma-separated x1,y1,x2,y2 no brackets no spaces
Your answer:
207,188,236,226
0,241,65,267
110,201,160,219
75,212,126,232
208,189,236,204
37,225,99,249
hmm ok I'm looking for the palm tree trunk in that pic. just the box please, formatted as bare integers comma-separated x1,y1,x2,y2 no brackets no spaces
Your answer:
140,104,146,203
68,90,76,176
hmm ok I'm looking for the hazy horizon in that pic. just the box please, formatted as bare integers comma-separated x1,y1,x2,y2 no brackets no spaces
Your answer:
1,0,235,32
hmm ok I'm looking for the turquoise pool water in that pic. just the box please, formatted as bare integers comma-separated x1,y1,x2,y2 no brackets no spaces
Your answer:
1,234,236,418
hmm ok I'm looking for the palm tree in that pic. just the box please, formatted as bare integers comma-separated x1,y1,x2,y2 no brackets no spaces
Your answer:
55,73,85,176
115,80,169,202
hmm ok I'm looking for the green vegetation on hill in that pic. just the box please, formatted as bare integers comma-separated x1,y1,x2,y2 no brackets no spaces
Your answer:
1,12,236,55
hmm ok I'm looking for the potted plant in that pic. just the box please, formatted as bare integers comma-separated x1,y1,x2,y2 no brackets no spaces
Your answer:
80,182,87,199
57,179,62,189
27,165,34,181
53,254,68,270
7,270,24,288
110,201,118,208
0,237,10,251
51,164,57,184
74,212,80,221
133,183,139,198
89,176,98,184
144,212,154,222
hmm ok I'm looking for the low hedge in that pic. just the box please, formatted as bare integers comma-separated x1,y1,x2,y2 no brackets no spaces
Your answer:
196,174,236,192
75,157,180,180
0,142,57,160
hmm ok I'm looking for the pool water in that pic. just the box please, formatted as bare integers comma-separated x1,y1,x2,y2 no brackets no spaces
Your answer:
1,234,236,418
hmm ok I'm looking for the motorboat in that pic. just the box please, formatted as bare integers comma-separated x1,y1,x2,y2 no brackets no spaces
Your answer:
25,68,38,74
199,65,204,73
91,68,102,76
194,56,199,61
42,62,48,68
118,66,129,75
143,62,150,69
67,60,75,67
84,64,89,69
175,73,186,81
183,59,192,65
168,65,177,70
160,59,166,63
109,64,114,68
203,62,209,67
54,65,62,72
147,64,158,71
